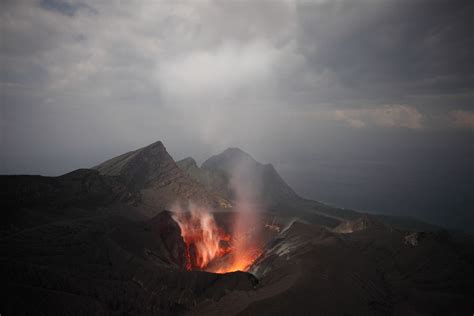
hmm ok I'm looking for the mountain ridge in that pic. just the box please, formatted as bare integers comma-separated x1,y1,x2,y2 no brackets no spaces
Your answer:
93,141,230,215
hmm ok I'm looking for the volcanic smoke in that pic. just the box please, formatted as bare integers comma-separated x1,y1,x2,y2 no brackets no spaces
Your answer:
172,158,263,273
171,203,262,273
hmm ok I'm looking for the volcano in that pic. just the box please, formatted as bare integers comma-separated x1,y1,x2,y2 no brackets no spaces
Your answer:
1,140,473,315
170,209,255,273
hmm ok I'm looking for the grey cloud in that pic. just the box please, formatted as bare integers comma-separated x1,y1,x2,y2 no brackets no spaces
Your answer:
295,0,474,102
39,0,97,17
450,110,474,129
1,0,471,152
332,105,423,129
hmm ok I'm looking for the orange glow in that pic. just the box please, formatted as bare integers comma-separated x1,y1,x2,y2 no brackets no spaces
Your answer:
172,207,261,273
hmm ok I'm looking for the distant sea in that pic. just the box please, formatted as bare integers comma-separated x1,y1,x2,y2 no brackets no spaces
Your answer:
277,135,473,233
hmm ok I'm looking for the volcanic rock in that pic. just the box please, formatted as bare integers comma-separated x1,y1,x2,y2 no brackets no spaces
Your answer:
148,210,188,267
110,210,188,268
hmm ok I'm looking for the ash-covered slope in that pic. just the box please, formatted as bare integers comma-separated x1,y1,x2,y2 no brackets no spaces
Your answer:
94,141,230,215
193,219,474,315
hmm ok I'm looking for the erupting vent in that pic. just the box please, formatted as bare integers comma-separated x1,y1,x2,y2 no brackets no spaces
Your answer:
172,208,262,273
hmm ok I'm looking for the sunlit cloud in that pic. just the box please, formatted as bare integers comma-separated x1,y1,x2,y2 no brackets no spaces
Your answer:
332,105,423,130
450,110,474,129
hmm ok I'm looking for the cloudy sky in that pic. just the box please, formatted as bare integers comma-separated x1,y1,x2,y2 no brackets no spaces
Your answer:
1,0,473,230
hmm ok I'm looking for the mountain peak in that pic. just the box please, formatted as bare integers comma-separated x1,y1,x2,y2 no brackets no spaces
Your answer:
197,147,301,208
93,140,177,190
221,147,256,161
222,147,249,154
202,147,258,172
92,141,229,212
176,157,198,170
143,140,165,150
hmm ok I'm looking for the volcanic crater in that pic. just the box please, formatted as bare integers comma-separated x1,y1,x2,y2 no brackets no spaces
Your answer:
2,140,473,315
165,208,284,276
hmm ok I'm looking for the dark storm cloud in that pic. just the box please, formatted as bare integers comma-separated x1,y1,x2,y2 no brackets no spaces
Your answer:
40,0,82,16
295,0,474,102
1,0,473,170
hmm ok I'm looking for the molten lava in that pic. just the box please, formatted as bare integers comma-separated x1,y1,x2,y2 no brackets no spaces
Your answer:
172,207,262,273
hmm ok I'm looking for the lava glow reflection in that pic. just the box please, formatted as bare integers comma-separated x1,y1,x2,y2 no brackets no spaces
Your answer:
172,206,261,273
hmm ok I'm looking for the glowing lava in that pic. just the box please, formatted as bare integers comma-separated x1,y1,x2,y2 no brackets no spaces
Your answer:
172,207,261,273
